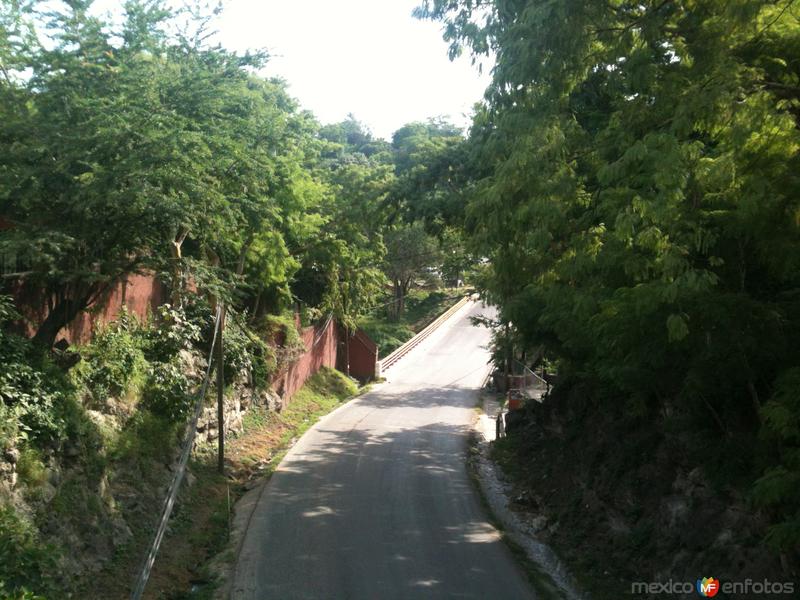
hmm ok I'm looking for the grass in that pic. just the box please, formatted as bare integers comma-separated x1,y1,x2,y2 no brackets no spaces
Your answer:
16,447,48,489
87,367,360,599
358,288,466,357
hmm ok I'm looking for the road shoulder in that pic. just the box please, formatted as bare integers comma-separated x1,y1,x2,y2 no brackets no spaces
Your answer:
469,391,586,600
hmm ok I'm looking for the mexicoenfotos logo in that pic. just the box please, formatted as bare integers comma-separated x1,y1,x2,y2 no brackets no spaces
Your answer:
631,577,795,596
696,577,720,597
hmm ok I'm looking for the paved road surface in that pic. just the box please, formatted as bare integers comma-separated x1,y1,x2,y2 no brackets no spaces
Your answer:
231,300,535,599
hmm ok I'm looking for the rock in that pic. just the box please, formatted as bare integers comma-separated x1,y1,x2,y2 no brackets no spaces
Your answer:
4,447,20,464
98,474,115,509
607,514,631,535
112,517,133,547
513,490,536,507
48,465,62,487
530,515,548,533
662,495,690,529
39,481,58,504
714,528,734,546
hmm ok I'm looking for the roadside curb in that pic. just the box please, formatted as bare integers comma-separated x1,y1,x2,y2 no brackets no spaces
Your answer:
377,295,471,375
470,398,586,600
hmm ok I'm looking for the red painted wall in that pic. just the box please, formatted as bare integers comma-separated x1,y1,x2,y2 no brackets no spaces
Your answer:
68,275,166,343
346,329,378,382
11,270,377,404
13,274,165,344
272,318,339,404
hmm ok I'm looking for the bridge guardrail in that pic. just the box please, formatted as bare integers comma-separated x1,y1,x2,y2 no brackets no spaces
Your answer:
377,295,471,376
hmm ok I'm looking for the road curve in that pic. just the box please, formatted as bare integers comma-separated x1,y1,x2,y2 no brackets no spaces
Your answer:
231,300,535,599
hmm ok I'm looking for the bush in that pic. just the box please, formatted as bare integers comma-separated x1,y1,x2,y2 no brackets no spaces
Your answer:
141,359,194,422
0,297,69,446
72,309,146,402
222,311,278,389
15,447,47,489
0,403,17,452
306,367,358,401
110,410,179,465
753,368,800,551
142,304,202,363
220,312,254,383
0,505,60,597
356,317,414,357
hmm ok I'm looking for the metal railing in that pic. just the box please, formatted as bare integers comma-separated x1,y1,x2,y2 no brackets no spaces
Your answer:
377,296,470,375
509,359,549,402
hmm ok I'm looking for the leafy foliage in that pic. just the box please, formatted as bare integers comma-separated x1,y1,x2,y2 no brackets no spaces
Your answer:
73,309,147,403
419,0,800,551
141,358,194,422
384,223,442,318
0,506,60,598
0,297,69,446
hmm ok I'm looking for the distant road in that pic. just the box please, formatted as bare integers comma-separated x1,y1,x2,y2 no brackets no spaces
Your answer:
231,300,535,599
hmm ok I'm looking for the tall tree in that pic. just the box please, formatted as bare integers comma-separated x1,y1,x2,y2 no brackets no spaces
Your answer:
384,222,441,318
419,0,800,550
0,1,315,345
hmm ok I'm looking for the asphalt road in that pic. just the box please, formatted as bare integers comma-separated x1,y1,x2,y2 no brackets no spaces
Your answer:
231,299,535,599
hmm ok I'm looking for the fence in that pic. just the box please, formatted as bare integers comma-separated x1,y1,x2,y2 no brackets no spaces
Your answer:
508,359,549,402
377,295,470,375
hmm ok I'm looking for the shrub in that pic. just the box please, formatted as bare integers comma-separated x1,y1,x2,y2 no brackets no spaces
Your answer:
15,447,47,489
0,305,69,446
141,359,194,422
142,304,202,363
72,309,146,402
753,368,800,551
0,402,17,452
110,410,179,466
221,311,279,389
0,505,60,597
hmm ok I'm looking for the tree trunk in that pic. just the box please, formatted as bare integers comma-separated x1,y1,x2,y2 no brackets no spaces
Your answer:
236,234,254,277
391,281,402,320
170,227,189,307
503,321,511,393
250,290,262,324
32,294,89,348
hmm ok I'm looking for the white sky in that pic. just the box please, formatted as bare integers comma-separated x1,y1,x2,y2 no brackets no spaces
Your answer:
212,0,492,139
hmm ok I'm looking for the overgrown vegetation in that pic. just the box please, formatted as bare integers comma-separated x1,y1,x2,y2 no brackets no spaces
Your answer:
0,506,59,599
0,293,293,597
415,0,800,580
85,367,359,599
0,0,477,594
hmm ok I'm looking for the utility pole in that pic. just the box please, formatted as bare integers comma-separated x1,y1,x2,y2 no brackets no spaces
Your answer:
216,305,225,474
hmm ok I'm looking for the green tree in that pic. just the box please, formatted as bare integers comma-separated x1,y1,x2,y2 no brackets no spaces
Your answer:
419,0,800,549
293,117,392,330
384,222,441,318
0,1,317,346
